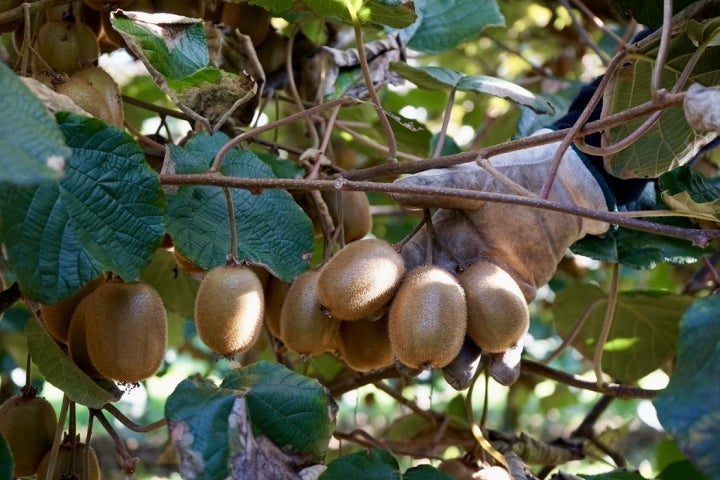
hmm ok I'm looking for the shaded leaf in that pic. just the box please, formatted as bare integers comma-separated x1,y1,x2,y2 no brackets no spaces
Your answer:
248,0,417,28
659,165,720,222
553,284,692,383
404,465,453,479
609,0,698,28
602,19,720,178
400,0,504,53
0,113,165,304
320,448,401,480
140,248,199,319
0,433,11,480
655,293,720,478
0,62,70,185
221,361,337,461
165,132,313,282
390,63,554,114
25,317,121,409
580,470,648,480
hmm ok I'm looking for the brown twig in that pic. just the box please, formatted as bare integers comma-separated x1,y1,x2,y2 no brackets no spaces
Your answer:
103,403,167,433
328,366,400,397
93,409,140,475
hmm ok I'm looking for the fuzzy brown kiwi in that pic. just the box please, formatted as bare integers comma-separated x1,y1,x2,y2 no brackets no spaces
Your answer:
317,238,405,321
84,280,167,382
67,295,105,378
388,265,467,370
71,66,124,127
36,437,100,480
0,0,21,33
279,270,340,357
457,261,529,353
220,1,271,46
0,393,57,478
322,190,372,243
194,265,264,355
35,20,99,74
40,277,103,344
55,75,115,125
337,315,393,372
264,275,291,339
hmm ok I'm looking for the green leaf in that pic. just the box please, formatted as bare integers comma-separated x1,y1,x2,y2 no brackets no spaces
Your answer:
404,465,453,479
580,470,648,480
165,132,314,281
0,113,165,304
140,248,199,319
570,223,709,269
659,166,720,222
609,0,697,28
220,361,337,460
0,433,11,480
655,293,720,478
400,0,504,53
0,62,70,185
25,317,121,409
553,284,692,383
320,448,401,480
248,0,417,28
165,377,237,480
602,20,720,179
390,63,554,114
658,460,707,480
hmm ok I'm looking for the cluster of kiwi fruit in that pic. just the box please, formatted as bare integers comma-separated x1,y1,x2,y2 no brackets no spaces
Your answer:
41,276,168,383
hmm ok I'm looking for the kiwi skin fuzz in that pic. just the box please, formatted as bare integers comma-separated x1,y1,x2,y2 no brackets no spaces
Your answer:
85,280,168,382
194,265,265,355
338,315,394,372
0,395,58,478
36,440,100,480
317,238,405,321
457,261,529,353
280,270,339,356
67,295,105,379
263,275,291,339
41,277,103,344
388,265,467,370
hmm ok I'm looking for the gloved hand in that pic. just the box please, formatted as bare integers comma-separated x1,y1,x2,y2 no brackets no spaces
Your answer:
392,129,612,387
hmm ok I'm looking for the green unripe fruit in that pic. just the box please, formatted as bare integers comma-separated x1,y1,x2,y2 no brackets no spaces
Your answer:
85,280,168,382
194,265,265,355
0,394,57,478
317,238,405,321
280,270,339,356
388,265,467,369
457,261,529,353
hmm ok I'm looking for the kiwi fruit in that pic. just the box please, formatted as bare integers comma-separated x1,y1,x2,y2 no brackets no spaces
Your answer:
67,296,105,378
71,66,124,127
55,75,115,125
337,315,394,371
220,1,271,47
322,190,372,243
388,265,467,370
41,277,103,344
278,270,339,357
35,20,100,74
0,0,21,33
194,265,264,355
457,261,529,353
36,438,100,480
0,394,57,478
84,280,168,382
264,275,291,338
317,238,405,321
437,458,477,480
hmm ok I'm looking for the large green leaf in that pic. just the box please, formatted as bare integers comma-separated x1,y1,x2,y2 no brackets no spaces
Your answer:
655,293,720,478
165,132,314,282
220,361,337,460
0,433,11,480
320,448,401,480
248,0,417,28
602,19,720,178
553,284,692,383
25,317,122,409
400,0,504,53
0,62,70,185
0,113,165,304
658,165,720,222
390,63,554,114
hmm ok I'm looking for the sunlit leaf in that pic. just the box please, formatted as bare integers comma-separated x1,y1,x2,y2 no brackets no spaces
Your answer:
659,165,720,222
321,448,401,479
248,0,417,28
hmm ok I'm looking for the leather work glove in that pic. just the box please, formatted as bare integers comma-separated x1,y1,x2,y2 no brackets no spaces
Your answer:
391,129,613,387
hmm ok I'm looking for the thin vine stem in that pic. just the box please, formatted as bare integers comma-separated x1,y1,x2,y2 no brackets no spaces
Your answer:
466,365,509,468
432,87,457,158
541,297,604,365
104,403,167,433
594,262,620,388
559,0,610,65
652,0,674,95
285,23,320,149
223,187,238,261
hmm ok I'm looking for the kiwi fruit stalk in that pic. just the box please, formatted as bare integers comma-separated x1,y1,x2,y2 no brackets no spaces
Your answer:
317,238,405,321
337,315,394,372
41,277,103,344
388,265,467,370
0,393,58,478
457,261,529,354
194,264,265,355
279,270,339,357
84,280,168,382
